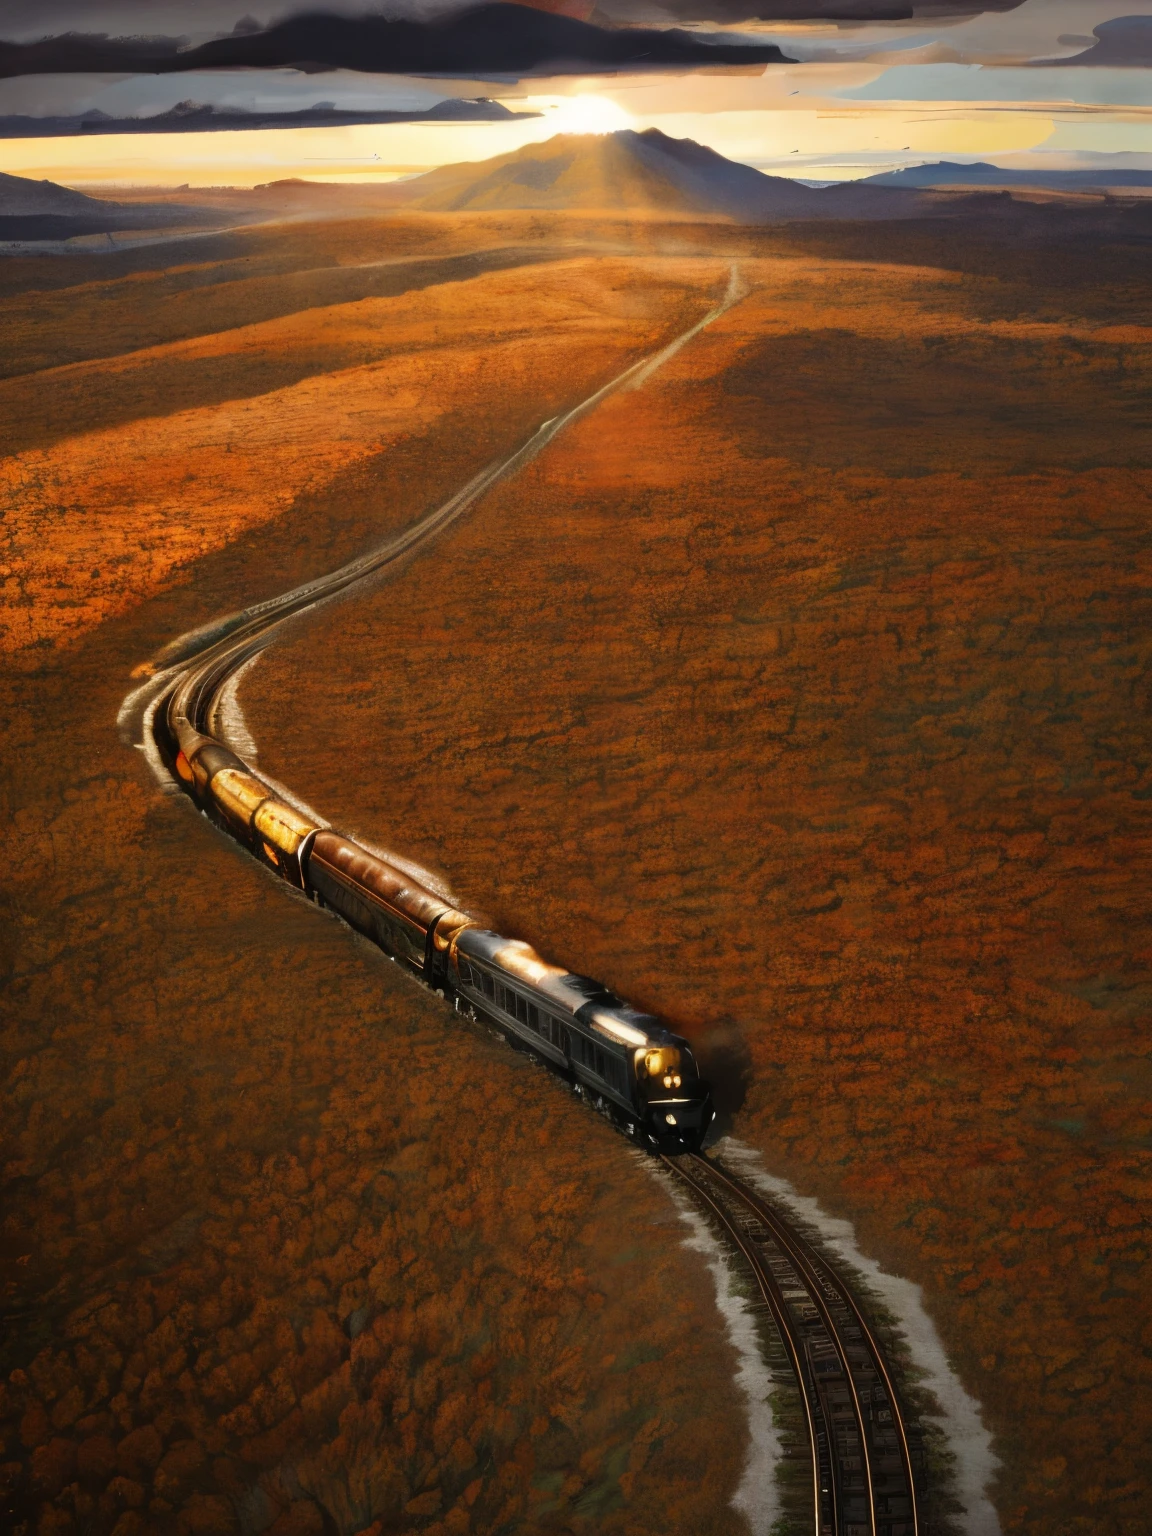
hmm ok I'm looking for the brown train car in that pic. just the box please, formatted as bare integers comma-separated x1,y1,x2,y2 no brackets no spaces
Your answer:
305,830,472,981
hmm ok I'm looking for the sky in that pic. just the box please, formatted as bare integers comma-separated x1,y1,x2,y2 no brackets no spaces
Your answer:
1,0,1151,185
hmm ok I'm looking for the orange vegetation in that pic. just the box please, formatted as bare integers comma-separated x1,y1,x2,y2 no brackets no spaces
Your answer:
244,242,1152,1535
1,226,750,1536
7,206,1152,1536
1,252,725,651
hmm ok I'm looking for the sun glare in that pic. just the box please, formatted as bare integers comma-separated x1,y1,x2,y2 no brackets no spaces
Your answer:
529,93,635,136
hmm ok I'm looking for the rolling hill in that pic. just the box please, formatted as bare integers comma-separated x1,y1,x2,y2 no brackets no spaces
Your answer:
0,169,119,217
403,129,876,221
0,169,224,239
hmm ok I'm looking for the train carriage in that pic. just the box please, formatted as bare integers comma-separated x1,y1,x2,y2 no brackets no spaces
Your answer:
306,830,450,974
172,735,319,889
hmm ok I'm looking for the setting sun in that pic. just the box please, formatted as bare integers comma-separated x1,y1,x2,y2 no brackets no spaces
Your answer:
527,92,635,136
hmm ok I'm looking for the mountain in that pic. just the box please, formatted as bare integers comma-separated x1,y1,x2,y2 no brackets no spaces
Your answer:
406,129,823,219
0,169,114,217
866,160,1152,192
0,170,222,240
402,129,937,223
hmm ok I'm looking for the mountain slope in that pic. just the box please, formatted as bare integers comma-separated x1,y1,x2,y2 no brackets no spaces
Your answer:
0,170,222,238
408,129,822,219
0,169,116,217
403,129,942,223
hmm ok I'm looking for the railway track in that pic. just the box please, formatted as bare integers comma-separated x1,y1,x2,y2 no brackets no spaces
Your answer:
120,264,748,768
122,263,930,1535
663,1152,922,1536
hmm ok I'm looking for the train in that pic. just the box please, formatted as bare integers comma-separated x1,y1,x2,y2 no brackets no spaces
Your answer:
161,707,715,1153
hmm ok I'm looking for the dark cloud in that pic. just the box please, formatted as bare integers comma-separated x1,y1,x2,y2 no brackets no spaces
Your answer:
0,3,795,80
0,0,1031,35
0,34,183,76
597,0,1027,19
1040,14,1152,66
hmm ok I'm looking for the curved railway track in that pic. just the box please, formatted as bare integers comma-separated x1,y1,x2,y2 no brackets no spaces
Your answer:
663,1153,922,1536
120,264,748,764
122,262,929,1535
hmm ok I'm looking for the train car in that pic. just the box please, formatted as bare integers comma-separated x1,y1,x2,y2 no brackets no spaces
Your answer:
172,736,320,889
449,928,713,1151
306,830,457,976
304,832,477,984
168,727,469,971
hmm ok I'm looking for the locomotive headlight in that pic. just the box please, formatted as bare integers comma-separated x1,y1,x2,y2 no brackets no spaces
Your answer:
665,1113,677,1126
673,1074,681,1088
662,1074,673,1088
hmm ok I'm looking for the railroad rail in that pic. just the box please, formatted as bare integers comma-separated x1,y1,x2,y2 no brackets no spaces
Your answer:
121,265,929,1534
663,1152,922,1536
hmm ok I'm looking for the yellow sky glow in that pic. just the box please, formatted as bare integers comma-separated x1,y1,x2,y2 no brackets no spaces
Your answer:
0,83,1097,188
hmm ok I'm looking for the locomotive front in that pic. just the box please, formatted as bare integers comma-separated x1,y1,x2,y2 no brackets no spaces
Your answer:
633,1036,714,1150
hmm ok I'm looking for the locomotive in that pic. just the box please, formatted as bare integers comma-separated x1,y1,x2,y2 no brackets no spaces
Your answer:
160,682,714,1153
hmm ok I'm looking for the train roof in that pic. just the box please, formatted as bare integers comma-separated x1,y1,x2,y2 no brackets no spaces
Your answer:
310,830,451,933
457,928,686,1050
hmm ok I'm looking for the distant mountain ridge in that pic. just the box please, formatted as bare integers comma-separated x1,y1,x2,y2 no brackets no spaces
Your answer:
7,136,1147,249
867,160,1152,191
398,132,1152,223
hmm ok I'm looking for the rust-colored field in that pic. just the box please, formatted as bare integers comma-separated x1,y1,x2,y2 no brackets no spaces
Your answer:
243,243,1152,1534
5,206,1152,1536
1,224,750,1536
1,251,726,651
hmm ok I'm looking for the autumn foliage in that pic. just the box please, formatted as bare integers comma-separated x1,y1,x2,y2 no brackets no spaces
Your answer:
5,205,1152,1536
246,233,1152,1534
1,224,750,1536
0,234,726,652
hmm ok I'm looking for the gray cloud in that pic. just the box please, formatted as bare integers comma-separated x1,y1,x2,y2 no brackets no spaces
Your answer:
0,0,1035,45
1040,14,1152,65
0,3,259,46
0,5,795,80
596,0,1028,20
